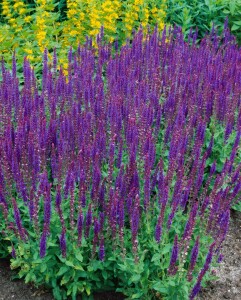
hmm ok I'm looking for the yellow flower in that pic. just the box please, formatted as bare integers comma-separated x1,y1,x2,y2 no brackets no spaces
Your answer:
9,18,15,23
36,0,47,5
19,8,26,15
13,2,24,10
69,30,79,36
67,9,76,18
24,16,32,23
27,55,34,61
134,0,144,5
24,48,33,55
15,26,23,32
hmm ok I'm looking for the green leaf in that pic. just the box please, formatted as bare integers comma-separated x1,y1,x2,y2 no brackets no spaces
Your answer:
234,20,241,26
151,253,160,262
229,1,236,15
61,274,71,286
232,24,240,31
57,266,69,276
152,281,167,293
74,264,84,271
102,270,108,280
131,292,144,299
117,263,127,271
161,244,172,255
65,260,75,267
72,285,78,299
76,252,83,262
168,280,176,286
85,286,91,296
25,272,32,283
129,274,141,283
40,263,47,273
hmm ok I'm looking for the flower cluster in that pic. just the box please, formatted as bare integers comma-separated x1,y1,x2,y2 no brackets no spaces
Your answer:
0,0,167,77
0,26,241,299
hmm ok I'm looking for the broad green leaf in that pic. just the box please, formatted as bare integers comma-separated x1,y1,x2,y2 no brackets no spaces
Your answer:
153,281,168,293
131,292,144,299
76,252,83,262
40,263,47,273
161,244,172,255
65,260,75,267
151,253,160,262
57,266,69,276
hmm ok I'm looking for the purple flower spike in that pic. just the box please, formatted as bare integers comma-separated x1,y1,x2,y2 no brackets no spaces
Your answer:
189,282,201,300
217,253,223,263
155,222,162,243
40,232,47,258
11,246,16,259
56,187,62,207
187,236,200,281
85,205,92,238
190,242,216,299
168,235,179,276
99,237,105,261
12,198,27,241
59,230,67,258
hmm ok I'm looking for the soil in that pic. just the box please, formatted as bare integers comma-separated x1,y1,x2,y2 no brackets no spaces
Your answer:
197,209,241,300
0,210,240,300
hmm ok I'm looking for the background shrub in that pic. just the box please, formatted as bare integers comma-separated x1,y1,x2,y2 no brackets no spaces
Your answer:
1,0,241,81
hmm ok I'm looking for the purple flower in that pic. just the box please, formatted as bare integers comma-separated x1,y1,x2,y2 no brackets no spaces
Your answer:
190,242,216,299
85,205,92,238
187,236,200,281
40,232,47,258
59,230,67,258
99,237,105,261
12,198,27,241
11,246,16,259
77,212,84,245
56,187,62,207
210,161,216,176
189,282,201,300
155,222,162,243
217,253,223,263
168,235,179,276
131,202,139,239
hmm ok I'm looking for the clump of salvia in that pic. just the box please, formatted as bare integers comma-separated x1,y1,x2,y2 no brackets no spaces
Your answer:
0,24,240,299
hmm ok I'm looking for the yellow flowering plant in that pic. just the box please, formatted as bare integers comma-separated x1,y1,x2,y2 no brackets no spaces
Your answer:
0,0,168,80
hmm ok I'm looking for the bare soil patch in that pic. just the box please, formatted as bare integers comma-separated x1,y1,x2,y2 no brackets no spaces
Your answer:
198,210,241,300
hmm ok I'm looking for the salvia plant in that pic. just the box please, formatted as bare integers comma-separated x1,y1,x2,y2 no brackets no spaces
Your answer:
0,25,241,300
